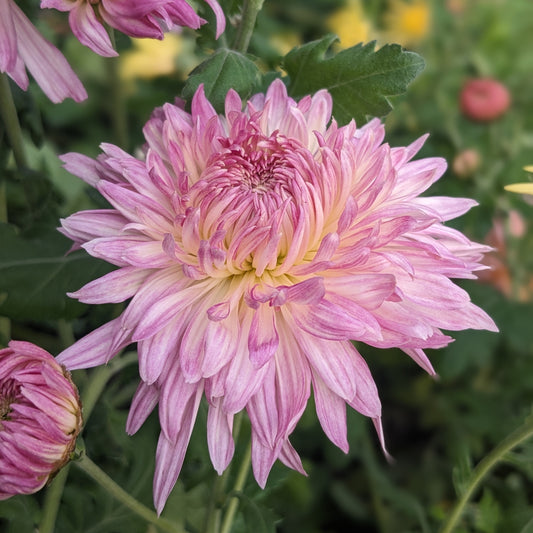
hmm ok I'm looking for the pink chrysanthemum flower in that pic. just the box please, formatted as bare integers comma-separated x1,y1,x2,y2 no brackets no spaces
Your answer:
40,0,225,57
0,0,87,103
0,341,82,499
57,79,497,513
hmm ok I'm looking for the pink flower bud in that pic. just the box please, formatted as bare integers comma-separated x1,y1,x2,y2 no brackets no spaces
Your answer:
460,78,511,122
0,341,82,500
452,148,480,178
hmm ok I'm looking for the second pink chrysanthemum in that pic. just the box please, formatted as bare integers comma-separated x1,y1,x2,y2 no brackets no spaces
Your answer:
57,79,497,513
41,0,225,57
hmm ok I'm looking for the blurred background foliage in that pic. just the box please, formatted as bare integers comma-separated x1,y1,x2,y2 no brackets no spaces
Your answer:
2,0,533,531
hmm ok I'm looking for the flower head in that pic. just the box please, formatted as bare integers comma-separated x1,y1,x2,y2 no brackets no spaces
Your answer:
58,79,497,513
0,341,82,499
0,0,86,103
40,0,226,57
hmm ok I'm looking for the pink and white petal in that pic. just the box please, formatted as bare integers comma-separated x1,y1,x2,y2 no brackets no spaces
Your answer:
68,266,149,304
312,373,349,453
158,364,203,443
207,399,235,475
138,320,184,385
126,381,160,435
202,0,226,38
347,351,381,419
11,2,87,102
0,0,17,72
153,386,202,515
248,305,279,368
250,429,281,489
69,2,117,57
278,439,307,476
56,317,129,370
60,153,101,186
291,327,357,401
59,210,128,243
247,363,279,448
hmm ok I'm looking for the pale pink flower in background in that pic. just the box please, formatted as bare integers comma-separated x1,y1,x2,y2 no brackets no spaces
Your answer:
57,79,497,513
40,0,226,57
0,341,82,499
0,0,87,103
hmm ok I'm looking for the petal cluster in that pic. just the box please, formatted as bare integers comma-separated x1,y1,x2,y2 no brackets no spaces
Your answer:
0,0,87,103
0,341,82,499
58,79,497,513
41,0,226,57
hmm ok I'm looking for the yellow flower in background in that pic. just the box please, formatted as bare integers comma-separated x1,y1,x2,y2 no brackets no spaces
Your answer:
327,0,376,48
270,32,301,57
120,33,189,81
505,166,533,196
384,0,431,48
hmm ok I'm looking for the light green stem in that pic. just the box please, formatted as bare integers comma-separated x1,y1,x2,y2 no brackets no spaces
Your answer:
75,453,186,533
80,351,138,420
0,72,27,168
38,466,71,533
439,414,533,533
0,180,9,344
220,441,252,533
232,0,265,53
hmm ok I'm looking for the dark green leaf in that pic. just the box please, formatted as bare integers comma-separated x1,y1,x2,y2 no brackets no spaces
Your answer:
283,35,425,125
0,223,113,320
182,49,261,113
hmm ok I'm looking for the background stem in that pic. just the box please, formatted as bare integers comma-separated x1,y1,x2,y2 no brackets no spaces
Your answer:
75,453,186,533
232,0,265,53
439,415,533,533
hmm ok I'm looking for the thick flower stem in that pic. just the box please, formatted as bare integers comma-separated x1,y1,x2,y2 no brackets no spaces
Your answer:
38,465,71,533
220,441,252,533
75,452,186,533
0,73,27,169
105,29,129,149
439,413,533,533
80,351,138,420
232,0,265,53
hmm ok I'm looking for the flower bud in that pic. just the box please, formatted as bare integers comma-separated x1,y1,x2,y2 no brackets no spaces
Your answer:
0,341,82,499
452,148,480,178
460,78,511,122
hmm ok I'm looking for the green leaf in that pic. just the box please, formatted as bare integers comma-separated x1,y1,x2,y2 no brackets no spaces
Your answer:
182,49,261,113
283,35,425,125
0,223,113,320
233,493,277,533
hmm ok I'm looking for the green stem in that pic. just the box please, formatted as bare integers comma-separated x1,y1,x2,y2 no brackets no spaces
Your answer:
203,413,245,533
0,73,27,168
232,0,265,53
38,465,71,533
75,452,186,533
105,29,129,149
220,440,252,533
439,414,533,533
81,351,138,422
0,179,9,344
